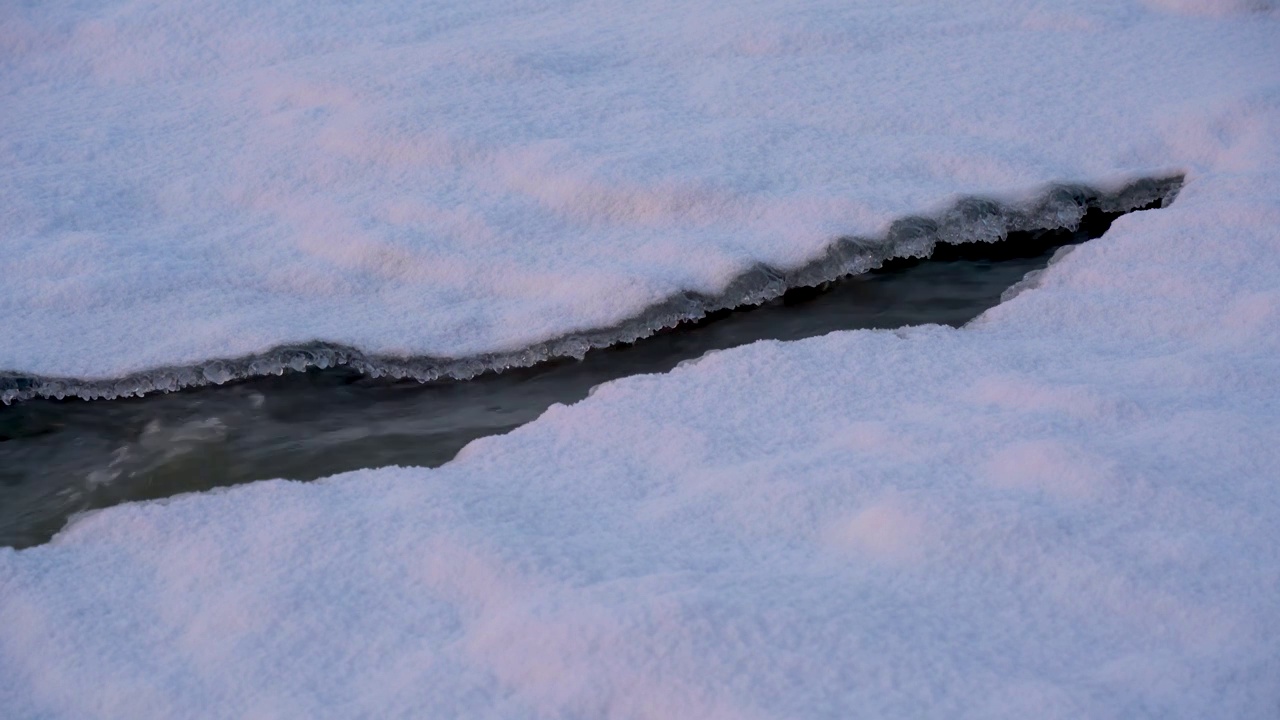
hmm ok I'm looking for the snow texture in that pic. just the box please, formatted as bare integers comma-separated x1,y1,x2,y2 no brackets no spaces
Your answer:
3,1,1280,718
0,0,1269,394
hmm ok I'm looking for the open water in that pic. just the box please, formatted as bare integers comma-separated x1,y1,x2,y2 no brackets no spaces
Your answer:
0,208,1123,547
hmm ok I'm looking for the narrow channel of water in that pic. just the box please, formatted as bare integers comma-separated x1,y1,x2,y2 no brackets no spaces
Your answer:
0,208,1126,548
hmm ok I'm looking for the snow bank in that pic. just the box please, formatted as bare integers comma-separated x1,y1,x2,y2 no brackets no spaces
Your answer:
0,178,1180,403
1,0,1271,396
2,1,1279,718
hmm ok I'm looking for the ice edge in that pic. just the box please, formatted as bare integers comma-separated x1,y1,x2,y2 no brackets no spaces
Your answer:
0,176,1183,404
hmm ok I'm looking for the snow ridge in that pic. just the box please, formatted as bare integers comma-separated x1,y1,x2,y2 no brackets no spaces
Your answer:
0,176,1181,405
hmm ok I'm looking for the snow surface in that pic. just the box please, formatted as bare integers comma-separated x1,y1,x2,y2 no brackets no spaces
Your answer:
3,1,1280,718
1,0,1274,384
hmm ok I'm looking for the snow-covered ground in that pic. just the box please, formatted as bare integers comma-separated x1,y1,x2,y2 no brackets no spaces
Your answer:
3,0,1279,717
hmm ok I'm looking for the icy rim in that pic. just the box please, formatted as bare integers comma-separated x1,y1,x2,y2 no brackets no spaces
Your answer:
0,176,1182,405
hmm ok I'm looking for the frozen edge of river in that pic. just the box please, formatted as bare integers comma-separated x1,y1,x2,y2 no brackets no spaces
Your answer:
0,176,1181,404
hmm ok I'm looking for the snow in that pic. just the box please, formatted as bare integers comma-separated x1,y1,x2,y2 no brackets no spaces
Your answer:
3,0,1280,718
1,0,1273,388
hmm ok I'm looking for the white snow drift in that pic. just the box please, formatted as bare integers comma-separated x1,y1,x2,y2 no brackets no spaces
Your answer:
2,0,1279,718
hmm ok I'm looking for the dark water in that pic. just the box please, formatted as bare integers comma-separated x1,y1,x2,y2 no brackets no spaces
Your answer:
0,210,1123,548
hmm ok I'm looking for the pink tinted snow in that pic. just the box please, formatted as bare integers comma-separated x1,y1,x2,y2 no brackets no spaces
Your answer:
2,1,1280,719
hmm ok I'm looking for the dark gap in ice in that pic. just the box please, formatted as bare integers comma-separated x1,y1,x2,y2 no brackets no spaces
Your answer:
0,179,1180,548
